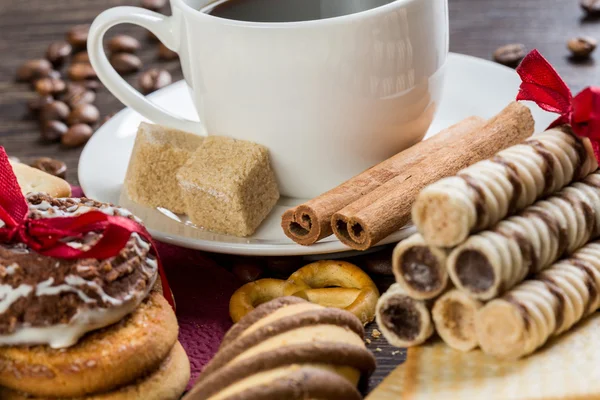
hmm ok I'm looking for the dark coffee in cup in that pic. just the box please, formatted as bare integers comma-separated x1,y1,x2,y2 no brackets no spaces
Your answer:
202,0,395,22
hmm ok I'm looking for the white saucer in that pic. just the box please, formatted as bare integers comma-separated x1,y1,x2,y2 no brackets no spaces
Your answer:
79,53,553,256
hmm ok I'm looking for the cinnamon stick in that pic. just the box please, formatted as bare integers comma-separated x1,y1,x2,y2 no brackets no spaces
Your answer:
332,102,535,251
281,116,487,246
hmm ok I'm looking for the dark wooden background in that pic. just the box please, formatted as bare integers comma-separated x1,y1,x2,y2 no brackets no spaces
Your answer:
0,0,599,395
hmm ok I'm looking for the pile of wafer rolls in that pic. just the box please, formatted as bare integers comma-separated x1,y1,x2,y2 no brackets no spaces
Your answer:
376,123,600,359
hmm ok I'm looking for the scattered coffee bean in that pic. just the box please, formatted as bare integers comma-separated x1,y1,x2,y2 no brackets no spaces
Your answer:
35,77,67,96
568,36,597,58
61,83,96,108
41,120,68,142
581,0,600,14
16,59,53,82
40,101,70,122
66,25,90,49
27,95,53,114
67,104,100,125
108,35,141,53
72,51,90,64
30,157,67,179
62,123,93,147
158,43,178,61
232,261,264,283
493,43,527,68
47,69,62,81
46,41,72,68
82,80,102,91
139,68,172,94
141,0,166,11
110,53,143,74
68,62,97,81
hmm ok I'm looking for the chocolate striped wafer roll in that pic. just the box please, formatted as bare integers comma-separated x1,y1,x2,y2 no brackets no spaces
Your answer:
392,234,449,300
375,283,434,347
432,289,483,352
447,171,600,300
413,126,598,247
476,241,600,360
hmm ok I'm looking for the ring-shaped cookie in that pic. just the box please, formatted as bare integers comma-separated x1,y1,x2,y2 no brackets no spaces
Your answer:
0,292,178,398
229,279,307,323
287,261,380,325
229,261,379,325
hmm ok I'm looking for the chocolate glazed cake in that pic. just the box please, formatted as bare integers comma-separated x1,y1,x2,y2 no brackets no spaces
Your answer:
185,297,376,400
0,193,158,349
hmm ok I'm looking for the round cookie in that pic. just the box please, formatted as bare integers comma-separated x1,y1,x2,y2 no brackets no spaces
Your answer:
0,292,178,398
0,193,159,349
0,341,190,400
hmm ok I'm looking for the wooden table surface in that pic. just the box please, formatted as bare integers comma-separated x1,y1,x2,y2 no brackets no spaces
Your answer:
0,0,599,396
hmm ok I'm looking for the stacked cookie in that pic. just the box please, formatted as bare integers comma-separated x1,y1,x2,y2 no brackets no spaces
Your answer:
377,125,600,358
0,194,190,399
185,297,376,400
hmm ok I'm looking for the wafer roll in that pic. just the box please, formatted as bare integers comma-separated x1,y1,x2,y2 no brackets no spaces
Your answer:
375,284,434,347
476,241,600,360
432,289,483,352
447,171,600,300
413,126,598,247
392,234,449,300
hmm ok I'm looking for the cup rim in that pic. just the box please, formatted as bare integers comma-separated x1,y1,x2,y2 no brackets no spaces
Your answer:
172,0,413,28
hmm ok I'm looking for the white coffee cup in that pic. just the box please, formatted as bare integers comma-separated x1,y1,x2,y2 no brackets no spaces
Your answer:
89,0,449,199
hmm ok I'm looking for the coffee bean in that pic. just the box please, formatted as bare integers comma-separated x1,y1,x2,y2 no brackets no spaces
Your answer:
493,43,527,68
581,0,600,14
46,41,72,68
158,43,178,61
61,83,96,108
568,36,597,58
30,157,67,179
67,104,100,125
16,59,53,82
28,95,53,114
110,53,142,74
35,77,67,96
41,120,68,142
108,35,141,53
83,80,102,91
40,101,70,122
68,62,97,81
232,261,264,283
72,52,90,64
66,24,90,49
139,68,172,94
141,0,166,11
62,124,93,148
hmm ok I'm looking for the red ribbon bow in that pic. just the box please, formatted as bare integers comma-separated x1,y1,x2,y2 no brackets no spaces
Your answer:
0,147,174,308
516,49,600,161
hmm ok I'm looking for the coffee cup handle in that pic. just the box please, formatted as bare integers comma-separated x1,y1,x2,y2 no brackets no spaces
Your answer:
88,6,202,134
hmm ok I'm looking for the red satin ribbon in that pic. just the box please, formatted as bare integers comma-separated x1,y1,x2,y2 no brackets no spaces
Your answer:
516,49,600,161
0,147,175,309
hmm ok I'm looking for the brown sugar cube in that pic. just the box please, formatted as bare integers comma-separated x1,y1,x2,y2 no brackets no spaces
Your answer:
177,136,280,237
124,122,204,213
